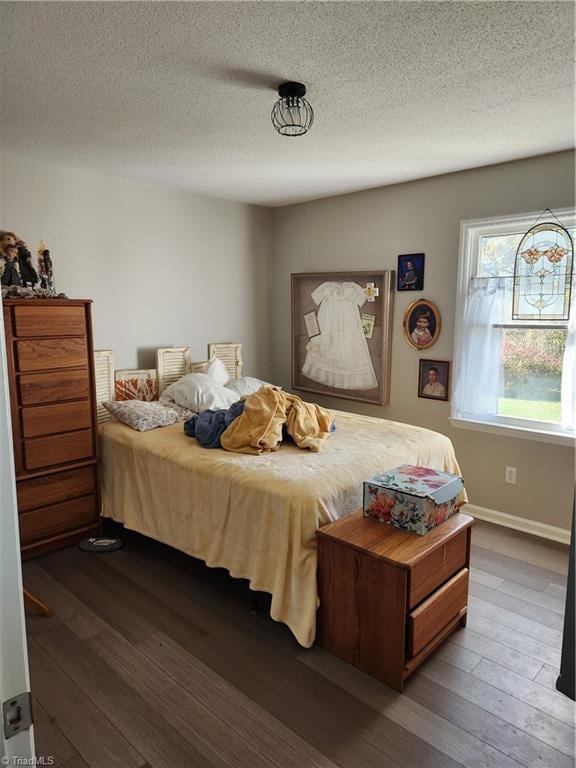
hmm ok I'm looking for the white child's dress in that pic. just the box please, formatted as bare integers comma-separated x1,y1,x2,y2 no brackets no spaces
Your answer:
302,281,378,390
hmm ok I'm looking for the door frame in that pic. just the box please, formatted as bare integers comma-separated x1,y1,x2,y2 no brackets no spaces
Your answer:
0,298,35,760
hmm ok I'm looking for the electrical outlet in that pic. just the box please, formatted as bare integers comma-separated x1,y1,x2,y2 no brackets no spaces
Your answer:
505,466,517,485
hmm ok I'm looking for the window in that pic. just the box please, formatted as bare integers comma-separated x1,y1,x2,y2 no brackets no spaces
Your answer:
452,210,575,444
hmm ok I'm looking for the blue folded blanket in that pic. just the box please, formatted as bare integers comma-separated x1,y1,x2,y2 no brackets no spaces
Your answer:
184,401,245,448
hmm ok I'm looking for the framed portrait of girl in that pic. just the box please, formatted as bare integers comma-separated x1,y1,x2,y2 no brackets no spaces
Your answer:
403,299,441,350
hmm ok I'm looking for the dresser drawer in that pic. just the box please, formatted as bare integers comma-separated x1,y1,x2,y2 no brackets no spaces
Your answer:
16,338,88,372
17,466,96,513
19,369,91,406
21,400,92,438
19,495,98,545
13,305,86,338
408,569,469,657
23,430,94,471
409,530,468,607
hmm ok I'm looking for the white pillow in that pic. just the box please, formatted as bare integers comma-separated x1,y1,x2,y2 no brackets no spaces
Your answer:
204,356,230,386
225,376,278,398
160,373,238,412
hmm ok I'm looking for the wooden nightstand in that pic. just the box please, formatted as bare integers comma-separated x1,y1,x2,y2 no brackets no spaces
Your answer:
317,511,473,691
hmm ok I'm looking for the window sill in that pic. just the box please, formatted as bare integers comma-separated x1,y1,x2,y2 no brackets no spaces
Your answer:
449,417,575,447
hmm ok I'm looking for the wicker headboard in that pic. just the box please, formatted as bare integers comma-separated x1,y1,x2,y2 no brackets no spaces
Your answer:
94,342,243,418
156,346,189,394
156,342,243,394
207,343,243,379
94,350,115,423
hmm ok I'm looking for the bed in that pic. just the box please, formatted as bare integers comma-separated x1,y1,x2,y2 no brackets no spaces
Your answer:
98,344,465,648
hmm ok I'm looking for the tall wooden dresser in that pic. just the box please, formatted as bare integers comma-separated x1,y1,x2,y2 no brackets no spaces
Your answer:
3,299,101,559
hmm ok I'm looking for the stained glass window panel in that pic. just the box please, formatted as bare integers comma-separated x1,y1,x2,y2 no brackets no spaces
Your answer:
512,222,573,321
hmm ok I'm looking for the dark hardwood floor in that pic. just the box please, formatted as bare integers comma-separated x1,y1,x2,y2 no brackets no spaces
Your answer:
25,522,574,768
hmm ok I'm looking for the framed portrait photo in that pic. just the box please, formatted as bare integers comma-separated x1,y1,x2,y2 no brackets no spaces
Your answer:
292,271,394,405
397,253,424,291
418,359,450,401
403,298,441,350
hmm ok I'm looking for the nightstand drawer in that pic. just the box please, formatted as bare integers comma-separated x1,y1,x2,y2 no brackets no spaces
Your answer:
408,568,469,656
409,529,467,607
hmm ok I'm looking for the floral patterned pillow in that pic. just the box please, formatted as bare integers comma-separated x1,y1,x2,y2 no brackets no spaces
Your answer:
103,400,179,431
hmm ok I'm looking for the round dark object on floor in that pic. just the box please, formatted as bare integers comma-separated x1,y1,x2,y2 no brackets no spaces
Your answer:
79,537,123,553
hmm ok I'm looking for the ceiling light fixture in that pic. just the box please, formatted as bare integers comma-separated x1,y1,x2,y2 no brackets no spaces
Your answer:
271,82,314,137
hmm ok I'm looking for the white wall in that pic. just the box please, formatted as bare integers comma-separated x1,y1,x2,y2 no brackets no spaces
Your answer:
271,151,576,531
1,152,272,375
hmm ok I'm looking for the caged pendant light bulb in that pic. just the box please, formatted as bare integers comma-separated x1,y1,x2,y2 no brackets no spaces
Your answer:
271,82,314,136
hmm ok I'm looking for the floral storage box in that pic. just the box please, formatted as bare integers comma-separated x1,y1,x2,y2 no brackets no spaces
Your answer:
363,465,465,535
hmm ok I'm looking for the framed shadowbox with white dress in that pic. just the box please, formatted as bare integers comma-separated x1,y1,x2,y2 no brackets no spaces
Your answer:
292,271,394,405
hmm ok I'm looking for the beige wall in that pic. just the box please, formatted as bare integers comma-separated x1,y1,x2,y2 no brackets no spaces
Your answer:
271,151,575,530
2,149,573,528
0,152,272,375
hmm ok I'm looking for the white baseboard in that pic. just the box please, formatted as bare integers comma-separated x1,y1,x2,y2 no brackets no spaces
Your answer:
464,503,571,546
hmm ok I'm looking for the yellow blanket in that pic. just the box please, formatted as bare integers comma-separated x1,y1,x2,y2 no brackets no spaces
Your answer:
99,410,466,648
220,386,333,454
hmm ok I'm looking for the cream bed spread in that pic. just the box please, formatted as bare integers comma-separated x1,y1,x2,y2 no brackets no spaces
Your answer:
99,410,465,647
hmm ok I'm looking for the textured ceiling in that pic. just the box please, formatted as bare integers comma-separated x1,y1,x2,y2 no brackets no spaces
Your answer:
1,1,574,206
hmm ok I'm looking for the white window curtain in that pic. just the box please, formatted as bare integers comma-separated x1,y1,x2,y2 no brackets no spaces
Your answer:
561,296,575,430
452,278,506,420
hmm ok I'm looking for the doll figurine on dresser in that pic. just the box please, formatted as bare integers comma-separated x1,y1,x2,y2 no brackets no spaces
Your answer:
2,245,23,287
37,240,56,293
0,231,22,287
16,236,38,287
1,232,65,298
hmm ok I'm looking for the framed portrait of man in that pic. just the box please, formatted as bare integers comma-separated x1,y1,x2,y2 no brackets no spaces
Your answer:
418,359,450,401
397,253,424,291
